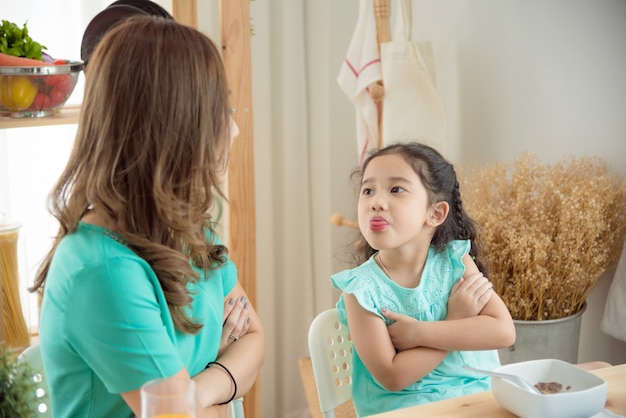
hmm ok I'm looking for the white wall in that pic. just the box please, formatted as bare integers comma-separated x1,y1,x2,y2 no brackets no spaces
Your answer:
455,0,626,364
327,0,626,366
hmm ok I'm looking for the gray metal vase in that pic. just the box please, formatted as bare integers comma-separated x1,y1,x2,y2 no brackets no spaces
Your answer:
498,303,587,365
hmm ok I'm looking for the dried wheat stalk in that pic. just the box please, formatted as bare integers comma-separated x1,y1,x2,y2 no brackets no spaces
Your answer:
461,153,626,320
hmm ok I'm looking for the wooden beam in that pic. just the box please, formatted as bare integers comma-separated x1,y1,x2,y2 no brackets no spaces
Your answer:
373,0,391,148
219,1,259,417
171,1,259,416
171,0,197,28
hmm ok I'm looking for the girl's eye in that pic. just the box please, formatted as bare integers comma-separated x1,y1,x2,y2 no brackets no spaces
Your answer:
361,188,373,196
391,186,405,193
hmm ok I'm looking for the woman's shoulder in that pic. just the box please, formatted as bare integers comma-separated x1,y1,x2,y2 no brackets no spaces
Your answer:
49,223,155,291
56,222,130,256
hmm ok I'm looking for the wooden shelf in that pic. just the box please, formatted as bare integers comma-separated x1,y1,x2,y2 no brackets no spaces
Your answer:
0,105,80,129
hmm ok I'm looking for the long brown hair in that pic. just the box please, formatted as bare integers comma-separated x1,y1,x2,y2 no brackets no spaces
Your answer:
31,15,232,334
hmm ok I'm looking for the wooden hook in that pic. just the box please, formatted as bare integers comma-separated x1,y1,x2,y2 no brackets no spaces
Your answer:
330,213,359,229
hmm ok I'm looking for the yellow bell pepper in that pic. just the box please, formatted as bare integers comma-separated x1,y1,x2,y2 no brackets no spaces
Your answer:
0,75,38,111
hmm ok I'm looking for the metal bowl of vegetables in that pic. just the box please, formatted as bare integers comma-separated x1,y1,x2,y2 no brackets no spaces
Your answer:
0,59,84,118
1,19,83,118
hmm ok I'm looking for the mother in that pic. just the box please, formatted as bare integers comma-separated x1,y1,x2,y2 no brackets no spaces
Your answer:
31,14,264,417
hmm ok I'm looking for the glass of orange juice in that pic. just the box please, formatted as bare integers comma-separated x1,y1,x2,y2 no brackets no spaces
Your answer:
140,377,197,418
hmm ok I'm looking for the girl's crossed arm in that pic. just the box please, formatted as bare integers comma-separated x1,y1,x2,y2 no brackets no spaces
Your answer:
344,292,449,392
386,255,515,353
346,255,514,392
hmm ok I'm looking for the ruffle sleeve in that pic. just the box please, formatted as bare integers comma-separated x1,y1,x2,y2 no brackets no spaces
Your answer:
331,264,383,324
447,239,471,280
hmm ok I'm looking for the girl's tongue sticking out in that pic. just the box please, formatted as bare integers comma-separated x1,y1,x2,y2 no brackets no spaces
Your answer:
370,216,388,232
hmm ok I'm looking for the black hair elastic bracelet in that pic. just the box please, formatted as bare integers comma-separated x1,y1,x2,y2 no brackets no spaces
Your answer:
206,361,237,405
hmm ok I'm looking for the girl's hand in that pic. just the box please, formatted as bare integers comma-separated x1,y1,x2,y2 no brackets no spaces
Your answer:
218,296,250,356
382,308,422,351
447,272,493,320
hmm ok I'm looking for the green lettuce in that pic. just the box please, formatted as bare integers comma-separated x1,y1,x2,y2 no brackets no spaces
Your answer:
0,20,47,60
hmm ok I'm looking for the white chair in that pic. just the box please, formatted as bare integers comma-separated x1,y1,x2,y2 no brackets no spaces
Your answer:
228,397,245,418
16,343,52,417
307,308,355,418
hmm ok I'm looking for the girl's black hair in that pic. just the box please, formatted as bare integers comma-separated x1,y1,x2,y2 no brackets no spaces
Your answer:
351,142,487,274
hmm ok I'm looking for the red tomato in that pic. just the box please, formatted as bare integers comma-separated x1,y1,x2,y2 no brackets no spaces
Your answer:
48,87,67,106
44,74,70,87
29,93,52,111
53,59,68,65
55,75,72,93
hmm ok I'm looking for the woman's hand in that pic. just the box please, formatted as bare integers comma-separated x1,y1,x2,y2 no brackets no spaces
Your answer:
196,282,265,409
218,296,250,357
447,272,493,320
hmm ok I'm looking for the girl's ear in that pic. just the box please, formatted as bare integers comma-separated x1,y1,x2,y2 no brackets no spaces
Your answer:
428,201,449,227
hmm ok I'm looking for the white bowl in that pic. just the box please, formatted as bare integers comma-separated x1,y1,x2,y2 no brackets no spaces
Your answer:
492,359,607,418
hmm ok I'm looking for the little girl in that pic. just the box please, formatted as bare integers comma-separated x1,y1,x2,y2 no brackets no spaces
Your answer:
332,142,515,417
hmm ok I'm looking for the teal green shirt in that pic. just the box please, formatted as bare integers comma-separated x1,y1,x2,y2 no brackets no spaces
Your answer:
332,240,500,417
39,222,237,418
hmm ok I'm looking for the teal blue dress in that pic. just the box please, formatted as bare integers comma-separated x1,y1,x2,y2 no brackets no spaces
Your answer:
332,240,500,417
39,222,237,418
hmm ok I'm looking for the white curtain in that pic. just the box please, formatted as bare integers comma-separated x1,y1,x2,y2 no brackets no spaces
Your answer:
249,1,466,415
250,1,338,417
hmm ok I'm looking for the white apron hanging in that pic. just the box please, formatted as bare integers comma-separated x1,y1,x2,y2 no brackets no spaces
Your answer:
380,0,448,156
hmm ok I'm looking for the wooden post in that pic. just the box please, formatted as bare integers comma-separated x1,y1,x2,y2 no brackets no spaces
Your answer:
219,1,259,417
171,0,197,27
171,1,259,417
373,0,391,149
374,0,392,49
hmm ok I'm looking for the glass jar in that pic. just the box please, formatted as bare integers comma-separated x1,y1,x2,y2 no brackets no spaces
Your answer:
0,222,30,350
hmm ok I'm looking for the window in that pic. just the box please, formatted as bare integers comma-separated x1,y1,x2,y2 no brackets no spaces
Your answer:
1,0,172,334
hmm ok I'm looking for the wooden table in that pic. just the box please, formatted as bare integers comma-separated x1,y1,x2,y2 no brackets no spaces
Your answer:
366,363,626,417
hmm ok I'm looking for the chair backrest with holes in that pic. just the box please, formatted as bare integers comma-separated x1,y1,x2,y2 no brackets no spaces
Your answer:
16,343,52,417
308,308,354,418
